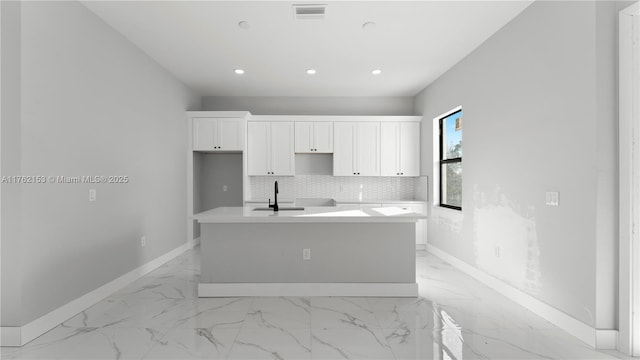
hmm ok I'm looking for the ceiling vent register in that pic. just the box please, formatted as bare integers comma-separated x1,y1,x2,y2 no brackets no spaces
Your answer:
293,4,327,20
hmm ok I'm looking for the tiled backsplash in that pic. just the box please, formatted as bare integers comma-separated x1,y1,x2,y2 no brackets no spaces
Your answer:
248,175,421,202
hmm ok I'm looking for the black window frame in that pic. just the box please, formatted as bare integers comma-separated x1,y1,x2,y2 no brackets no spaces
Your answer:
439,109,462,211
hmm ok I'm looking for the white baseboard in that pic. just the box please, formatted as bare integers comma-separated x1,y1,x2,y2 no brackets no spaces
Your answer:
416,244,426,251
0,238,198,347
198,283,418,297
596,329,619,350
0,328,21,348
427,244,608,349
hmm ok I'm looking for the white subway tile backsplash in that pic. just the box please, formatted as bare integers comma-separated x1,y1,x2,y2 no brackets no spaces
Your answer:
249,175,418,201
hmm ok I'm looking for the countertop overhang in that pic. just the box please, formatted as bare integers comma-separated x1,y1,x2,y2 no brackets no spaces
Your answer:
193,206,427,224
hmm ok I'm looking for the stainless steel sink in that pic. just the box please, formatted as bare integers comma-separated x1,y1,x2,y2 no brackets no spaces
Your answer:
253,207,305,211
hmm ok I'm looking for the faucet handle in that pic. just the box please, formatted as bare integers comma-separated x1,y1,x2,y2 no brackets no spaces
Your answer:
268,198,273,208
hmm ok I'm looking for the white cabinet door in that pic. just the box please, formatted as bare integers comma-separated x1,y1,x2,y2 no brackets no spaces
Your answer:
248,121,295,176
380,122,400,176
334,122,379,176
247,122,270,176
193,118,216,151
271,122,295,175
219,118,244,151
193,117,244,151
333,122,356,176
399,122,420,176
356,122,380,176
380,122,420,176
295,122,313,153
313,122,333,153
295,122,333,153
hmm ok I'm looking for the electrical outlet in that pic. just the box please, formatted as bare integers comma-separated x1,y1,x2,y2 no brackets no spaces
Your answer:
89,189,96,202
141,236,146,247
303,248,311,260
546,192,559,206
223,185,228,192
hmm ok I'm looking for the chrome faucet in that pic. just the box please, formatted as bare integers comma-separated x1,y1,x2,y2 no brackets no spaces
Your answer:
268,180,279,212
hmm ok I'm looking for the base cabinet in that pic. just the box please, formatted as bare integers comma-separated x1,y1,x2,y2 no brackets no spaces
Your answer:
381,203,427,247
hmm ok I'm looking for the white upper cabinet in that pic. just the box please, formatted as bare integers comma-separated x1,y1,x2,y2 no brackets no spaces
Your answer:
333,122,355,176
380,122,420,176
247,122,270,175
295,122,333,153
270,122,295,175
193,117,244,151
247,121,295,176
333,122,380,176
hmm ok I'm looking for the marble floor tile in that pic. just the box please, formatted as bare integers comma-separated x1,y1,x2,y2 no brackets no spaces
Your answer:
227,327,311,359
68,296,194,330
2,246,634,360
173,298,252,329
456,328,615,360
244,297,311,329
311,327,395,359
2,326,163,360
173,310,246,329
310,297,380,330
143,327,240,359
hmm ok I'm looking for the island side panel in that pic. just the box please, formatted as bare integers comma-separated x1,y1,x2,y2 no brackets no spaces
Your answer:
200,222,415,284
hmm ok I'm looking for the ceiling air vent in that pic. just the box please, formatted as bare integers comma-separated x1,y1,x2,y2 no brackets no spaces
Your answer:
293,4,327,20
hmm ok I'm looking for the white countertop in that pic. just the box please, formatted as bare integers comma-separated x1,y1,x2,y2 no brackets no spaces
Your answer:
244,199,427,204
336,200,427,204
194,206,426,224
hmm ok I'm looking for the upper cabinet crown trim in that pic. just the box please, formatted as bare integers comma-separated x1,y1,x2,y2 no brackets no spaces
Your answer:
187,111,251,118
248,115,422,123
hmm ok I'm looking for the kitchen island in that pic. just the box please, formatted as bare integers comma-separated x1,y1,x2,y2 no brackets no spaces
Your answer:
193,206,425,297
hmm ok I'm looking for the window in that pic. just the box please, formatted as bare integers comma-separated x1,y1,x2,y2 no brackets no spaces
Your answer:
439,109,462,210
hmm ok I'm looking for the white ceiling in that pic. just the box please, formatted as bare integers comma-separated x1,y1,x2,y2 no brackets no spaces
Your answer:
82,1,533,97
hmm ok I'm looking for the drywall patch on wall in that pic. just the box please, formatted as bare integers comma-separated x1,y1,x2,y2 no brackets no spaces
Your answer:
473,185,541,295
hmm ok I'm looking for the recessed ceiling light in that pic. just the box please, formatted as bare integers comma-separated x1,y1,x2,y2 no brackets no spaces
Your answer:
306,69,317,75
238,21,251,30
362,21,377,30
371,69,382,75
234,69,245,75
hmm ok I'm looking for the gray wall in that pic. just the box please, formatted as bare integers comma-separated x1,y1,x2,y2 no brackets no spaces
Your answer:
194,153,243,212
1,0,24,327
1,1,200,326
415,0,631,329
202,96,415,115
